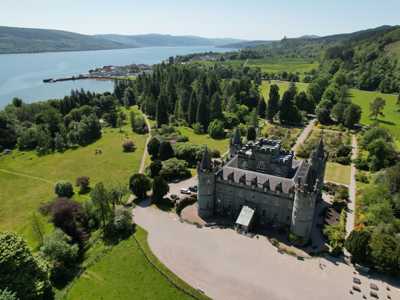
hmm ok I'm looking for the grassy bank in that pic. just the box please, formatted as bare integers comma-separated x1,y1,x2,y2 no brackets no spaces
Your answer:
65,227,208,300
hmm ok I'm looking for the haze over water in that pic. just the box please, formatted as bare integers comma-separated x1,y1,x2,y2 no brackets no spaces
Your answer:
0,46,230,107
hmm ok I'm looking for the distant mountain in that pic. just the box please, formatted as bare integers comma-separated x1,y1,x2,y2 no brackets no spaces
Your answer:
0,26,244,54
96,33,243,48
0,26,128,54
219,40,273,49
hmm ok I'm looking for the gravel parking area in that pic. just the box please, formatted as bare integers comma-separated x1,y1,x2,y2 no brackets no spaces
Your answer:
134,205,400,300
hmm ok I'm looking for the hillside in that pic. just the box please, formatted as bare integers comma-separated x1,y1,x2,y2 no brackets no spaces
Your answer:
0,26,128,54
97,33,243,47
226,25,400,93
0,26,243,54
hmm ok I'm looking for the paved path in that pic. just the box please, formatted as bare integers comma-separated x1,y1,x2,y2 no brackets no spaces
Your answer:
0,168,53,184
138,115,151,174
346,135,358,236
134,205,400,300
292,119,316,154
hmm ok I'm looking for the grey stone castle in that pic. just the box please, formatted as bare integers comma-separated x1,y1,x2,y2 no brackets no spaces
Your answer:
197,129,327,242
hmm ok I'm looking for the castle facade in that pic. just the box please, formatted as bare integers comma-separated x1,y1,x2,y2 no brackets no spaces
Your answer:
197,129,327,242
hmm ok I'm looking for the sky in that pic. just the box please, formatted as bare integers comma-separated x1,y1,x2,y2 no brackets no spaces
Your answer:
1,0,399,40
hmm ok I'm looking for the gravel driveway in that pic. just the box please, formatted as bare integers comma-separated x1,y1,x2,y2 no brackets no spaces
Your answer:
134,205,400,300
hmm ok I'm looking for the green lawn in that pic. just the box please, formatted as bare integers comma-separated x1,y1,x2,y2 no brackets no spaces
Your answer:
325,162,351,186
230,58,318,74
349,88,400,144
0,118,147,247
260,80,309,99
65,227,208,300
178,126,229,154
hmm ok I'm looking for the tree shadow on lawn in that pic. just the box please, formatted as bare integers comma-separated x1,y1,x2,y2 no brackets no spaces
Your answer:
373,118,396,126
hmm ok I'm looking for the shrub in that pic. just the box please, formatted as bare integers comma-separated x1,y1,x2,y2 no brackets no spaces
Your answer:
129,173,152,199
160,158,191,181
355,172,369,183
208,120,225,139
147,136,161,159
54,181,74,198
174,143,219,167
158,140,175,161
122,139,136,152
149,160,163,177
0,232,51,299
192,122,204,134
40,229,79,284
48,198,89,245
112,207,134,236
76,176,90,194
152,176,169,203
0,289,17,300
130,111,148,134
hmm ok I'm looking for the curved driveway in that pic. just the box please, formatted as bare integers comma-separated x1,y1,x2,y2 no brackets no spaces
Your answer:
134,205,399,300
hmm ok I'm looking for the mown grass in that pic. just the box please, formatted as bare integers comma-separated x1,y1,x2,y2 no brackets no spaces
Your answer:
349,88,400,144
178,126,229,154
226,58,318,74
325,162,351,186
65,227,207,300
0,112,147,247
260,80,309,99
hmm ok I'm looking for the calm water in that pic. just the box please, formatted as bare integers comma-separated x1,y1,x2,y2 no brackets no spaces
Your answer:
0,46,231,108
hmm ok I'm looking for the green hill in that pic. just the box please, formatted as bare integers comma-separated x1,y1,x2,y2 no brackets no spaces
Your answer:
0,26,128,54
97,33,243,47
0,26,243,54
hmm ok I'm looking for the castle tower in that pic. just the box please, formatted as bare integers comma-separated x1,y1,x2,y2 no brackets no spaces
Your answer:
291,138,327,242
197,147,216,218
229,128,242,158
291,178,316,242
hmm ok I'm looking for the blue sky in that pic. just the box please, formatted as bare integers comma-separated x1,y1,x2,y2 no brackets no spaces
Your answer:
1,0,399,40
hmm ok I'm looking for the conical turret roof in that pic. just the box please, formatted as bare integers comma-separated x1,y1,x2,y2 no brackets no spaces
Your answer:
232,128,241,145
200,147,212,170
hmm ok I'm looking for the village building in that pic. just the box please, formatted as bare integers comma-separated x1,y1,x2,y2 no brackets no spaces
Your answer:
197,129,327,242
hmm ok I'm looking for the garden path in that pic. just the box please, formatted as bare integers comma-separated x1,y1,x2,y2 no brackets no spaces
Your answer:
346,135,358,236
292,119,316,154
138,115,152,174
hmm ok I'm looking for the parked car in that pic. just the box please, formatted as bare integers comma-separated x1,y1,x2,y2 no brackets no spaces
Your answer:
189,185,198,192
180,188,191,195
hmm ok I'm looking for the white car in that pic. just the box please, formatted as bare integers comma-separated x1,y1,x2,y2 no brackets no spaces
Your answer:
180,188,191,195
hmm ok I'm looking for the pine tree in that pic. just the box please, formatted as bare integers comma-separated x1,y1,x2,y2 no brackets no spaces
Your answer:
156,91,169,127
196,90,210,130
267,84,280,122
279,91,302,125
257,96,266,118
188,91,198,125
210,92,223,120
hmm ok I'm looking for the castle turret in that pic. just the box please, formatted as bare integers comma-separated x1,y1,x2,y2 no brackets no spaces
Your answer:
197,148,216,218
229,128,242,158
291,138,327,242
291,176,316,242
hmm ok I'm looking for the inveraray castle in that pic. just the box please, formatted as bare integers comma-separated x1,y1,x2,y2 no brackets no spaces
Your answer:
197,129,327,241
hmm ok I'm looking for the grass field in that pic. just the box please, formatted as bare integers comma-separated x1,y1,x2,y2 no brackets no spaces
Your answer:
65,227,207,300
349,88,400,144
325,162,351,185
226,58,318,74
260,80,309,99
0,112,147,247
178,126,229,154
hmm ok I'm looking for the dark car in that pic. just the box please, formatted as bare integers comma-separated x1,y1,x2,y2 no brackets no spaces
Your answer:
189,185,198,192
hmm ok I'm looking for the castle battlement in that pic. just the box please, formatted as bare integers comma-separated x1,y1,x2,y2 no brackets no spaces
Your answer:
198,132,327,242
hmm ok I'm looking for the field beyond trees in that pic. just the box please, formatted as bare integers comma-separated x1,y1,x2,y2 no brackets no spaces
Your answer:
0,125,147,247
